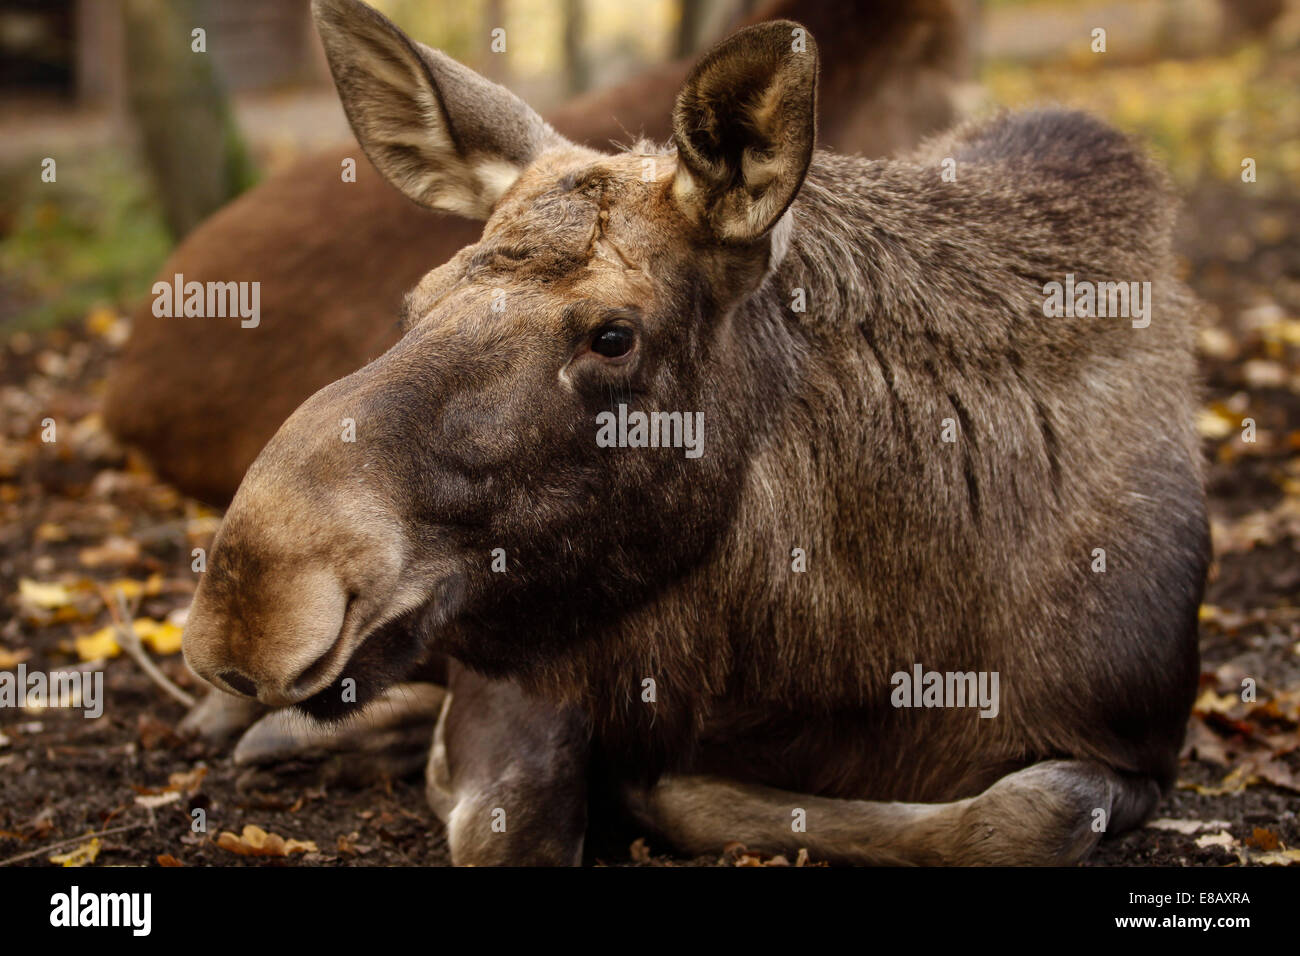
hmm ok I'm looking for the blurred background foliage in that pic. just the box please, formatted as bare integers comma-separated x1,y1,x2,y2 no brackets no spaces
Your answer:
986,38,1300,193
0,0,1296,331
0,151,170,330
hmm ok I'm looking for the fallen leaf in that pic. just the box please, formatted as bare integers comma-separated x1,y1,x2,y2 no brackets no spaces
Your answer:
78,537,140,569
1198,326,1238,360
1246,756,1300,793
1147,818,1233,835
1242,359,1287,389
135,791,181,809
216,825,317,858
74,618,185,661
1178,765,1255,796
73,628,121,661
0,646,32,669
336,832,371,857
1193,687,1241,715
103,574,163,601
156,854,184,867
1194,830,1238,849
18,578,74,610
1245,827,1280,851
1182,718,1236,766
1196,407,1237,440
1254,849,1300,866
85,305,120,337
139,620,182,655
167,766,208,794
50,837,101,867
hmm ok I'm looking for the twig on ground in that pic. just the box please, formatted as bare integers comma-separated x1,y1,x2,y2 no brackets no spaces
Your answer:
103,586,195,709
0,822,146,867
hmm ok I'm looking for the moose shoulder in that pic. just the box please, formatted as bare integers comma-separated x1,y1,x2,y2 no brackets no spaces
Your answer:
182,0,1208,865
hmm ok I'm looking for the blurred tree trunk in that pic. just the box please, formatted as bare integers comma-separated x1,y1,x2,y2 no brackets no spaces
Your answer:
562,0,590,95
675,0,711,58
122,0,256,240
1218,0,1285,36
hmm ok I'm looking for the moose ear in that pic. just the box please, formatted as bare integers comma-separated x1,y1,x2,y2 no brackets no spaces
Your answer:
312,0,561,219
670,20,818,243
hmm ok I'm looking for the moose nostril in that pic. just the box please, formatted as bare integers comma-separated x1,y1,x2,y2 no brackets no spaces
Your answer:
219,670,258,698
291,643,339,694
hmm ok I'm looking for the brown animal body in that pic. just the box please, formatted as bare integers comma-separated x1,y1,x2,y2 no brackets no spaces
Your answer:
182,0,1207,865
103,0,970,505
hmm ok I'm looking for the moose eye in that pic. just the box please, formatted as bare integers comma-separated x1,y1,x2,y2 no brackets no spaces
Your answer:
591,324,636,359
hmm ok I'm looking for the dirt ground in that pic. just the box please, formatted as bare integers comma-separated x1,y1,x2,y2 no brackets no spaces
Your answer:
1,178,1298,867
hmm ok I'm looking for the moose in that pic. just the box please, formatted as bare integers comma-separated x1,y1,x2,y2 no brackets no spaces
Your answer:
182,0,1208,865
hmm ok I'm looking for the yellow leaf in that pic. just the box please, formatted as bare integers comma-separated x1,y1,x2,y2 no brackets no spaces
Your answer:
1197,327,1237,360
1196,408,1235,440
50,837,101,867
85,306,120,337
1260,320,1300,347
74,618,183,660
18,578,74,610
35,523,68,543
74,627,122,661
105,574,163,601
1192,687,1239,714
139,620,182,655
0,646,32,669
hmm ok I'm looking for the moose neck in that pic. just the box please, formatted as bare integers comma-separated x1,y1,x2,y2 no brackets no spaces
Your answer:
551,145,1073,774
526,151,948,769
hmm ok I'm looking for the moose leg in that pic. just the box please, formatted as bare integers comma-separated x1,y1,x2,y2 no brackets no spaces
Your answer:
426,661,589,866
179,655,449,783
231,682,444,782
178,688,267,743
625,760,1161,865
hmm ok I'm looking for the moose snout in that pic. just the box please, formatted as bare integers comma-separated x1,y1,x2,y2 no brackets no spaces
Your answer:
182,566,354,708
179,355,416,710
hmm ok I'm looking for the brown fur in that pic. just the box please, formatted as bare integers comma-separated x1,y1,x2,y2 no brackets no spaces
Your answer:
183,2,1206,865
102,0,972,504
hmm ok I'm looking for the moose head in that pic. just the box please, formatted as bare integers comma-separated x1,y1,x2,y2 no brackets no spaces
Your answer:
182,0,819,718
